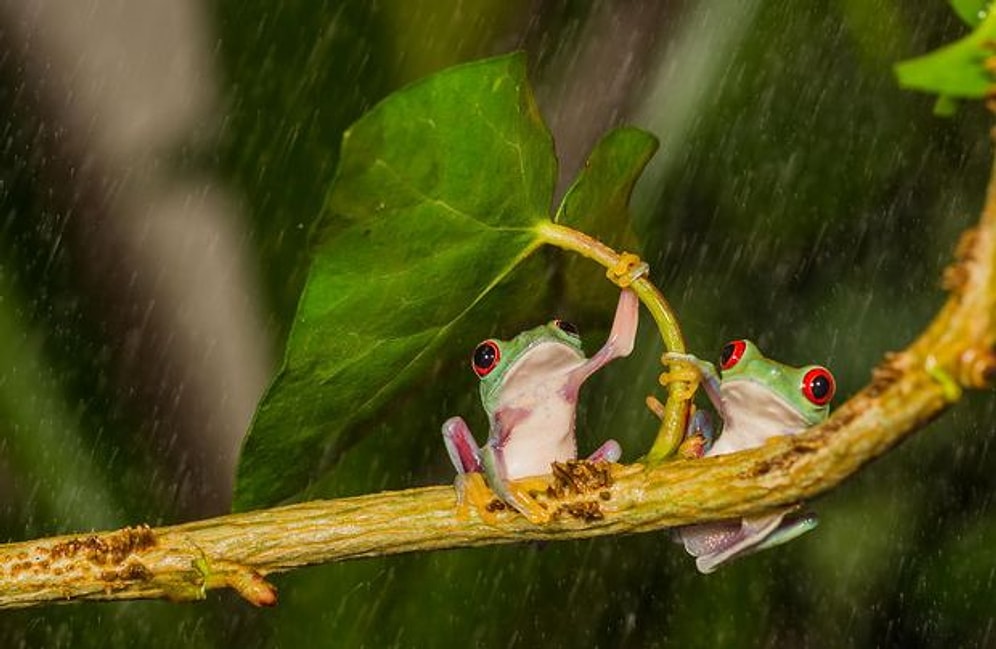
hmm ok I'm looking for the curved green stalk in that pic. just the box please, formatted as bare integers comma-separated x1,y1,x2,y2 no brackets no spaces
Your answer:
535,221,689,461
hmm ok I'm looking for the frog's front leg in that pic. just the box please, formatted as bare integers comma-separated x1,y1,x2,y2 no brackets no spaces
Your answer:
483,432,554,525
444,415,553,525
661,352,725,418
483,457,552,524
676,408,715,459
565,288,640,397
442,417,498,523
485,437,621,524
657,353,720,457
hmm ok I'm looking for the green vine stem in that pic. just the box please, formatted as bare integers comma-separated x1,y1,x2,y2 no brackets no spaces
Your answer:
535,221,690,460
0,146,994,610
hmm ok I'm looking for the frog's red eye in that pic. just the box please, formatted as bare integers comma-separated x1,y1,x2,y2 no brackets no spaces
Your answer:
472,340,500,378
801,367,835,406
720,340,747,370
554,319,579,337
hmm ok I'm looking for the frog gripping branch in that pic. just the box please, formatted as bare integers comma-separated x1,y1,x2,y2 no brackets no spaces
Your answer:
441,289,638,524
236,50,880,574
664,340,836,573
230,49,846,574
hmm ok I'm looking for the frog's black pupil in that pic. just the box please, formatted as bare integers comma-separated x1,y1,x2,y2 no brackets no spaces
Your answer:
720,343,735,366
474,343,497,371
809,374,830,399
557,320,579,336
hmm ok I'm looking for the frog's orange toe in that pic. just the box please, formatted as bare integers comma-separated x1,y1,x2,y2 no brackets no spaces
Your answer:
454,473,500,525
678,434,707,459
645,395,666,420
502,479,553,525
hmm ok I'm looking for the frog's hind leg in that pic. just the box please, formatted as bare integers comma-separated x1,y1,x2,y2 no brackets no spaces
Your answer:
442,416,483,473
678,409,714,459
677,514,784,574
442,417,496,523
753,512,819,552
677,509,817,574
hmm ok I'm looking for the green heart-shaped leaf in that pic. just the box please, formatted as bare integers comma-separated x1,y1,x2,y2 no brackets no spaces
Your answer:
233,53,556,510
556,126,658,242
554,126,658,313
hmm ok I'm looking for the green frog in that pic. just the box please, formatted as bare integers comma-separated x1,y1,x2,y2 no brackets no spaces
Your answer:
442,289,639,523
667,339,835,573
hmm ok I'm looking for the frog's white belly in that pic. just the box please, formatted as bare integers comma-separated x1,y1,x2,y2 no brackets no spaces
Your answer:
707,380,813,457
495,342,583,479
500,397,577,478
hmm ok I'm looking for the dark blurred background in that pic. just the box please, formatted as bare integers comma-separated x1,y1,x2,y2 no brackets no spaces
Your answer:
0,0,993,646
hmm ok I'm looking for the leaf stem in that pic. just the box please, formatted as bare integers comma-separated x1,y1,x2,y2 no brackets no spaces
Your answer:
535,223,684,351
535,221,689,460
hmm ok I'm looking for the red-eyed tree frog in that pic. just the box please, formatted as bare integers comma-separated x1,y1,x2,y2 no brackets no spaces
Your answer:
442,289,640,524
666,339,836,573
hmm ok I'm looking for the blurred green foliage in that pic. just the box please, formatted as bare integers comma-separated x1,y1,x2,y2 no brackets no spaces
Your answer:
949,0,990,27
0,0,992,647
895,0,996,113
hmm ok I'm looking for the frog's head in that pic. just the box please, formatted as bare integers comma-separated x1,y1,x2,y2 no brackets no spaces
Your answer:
718,339,835,428
471,320,584,412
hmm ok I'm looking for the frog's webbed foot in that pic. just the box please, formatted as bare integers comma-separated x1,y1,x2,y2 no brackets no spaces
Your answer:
677,409,714,459
677,510,818,574
453,474,552,526
677,434,707,459
452,473,502,525
494,479,553,525
443,417,501,524
606,252,650,288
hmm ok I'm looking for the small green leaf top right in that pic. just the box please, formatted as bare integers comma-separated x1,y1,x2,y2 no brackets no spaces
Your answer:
895,0,996,115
